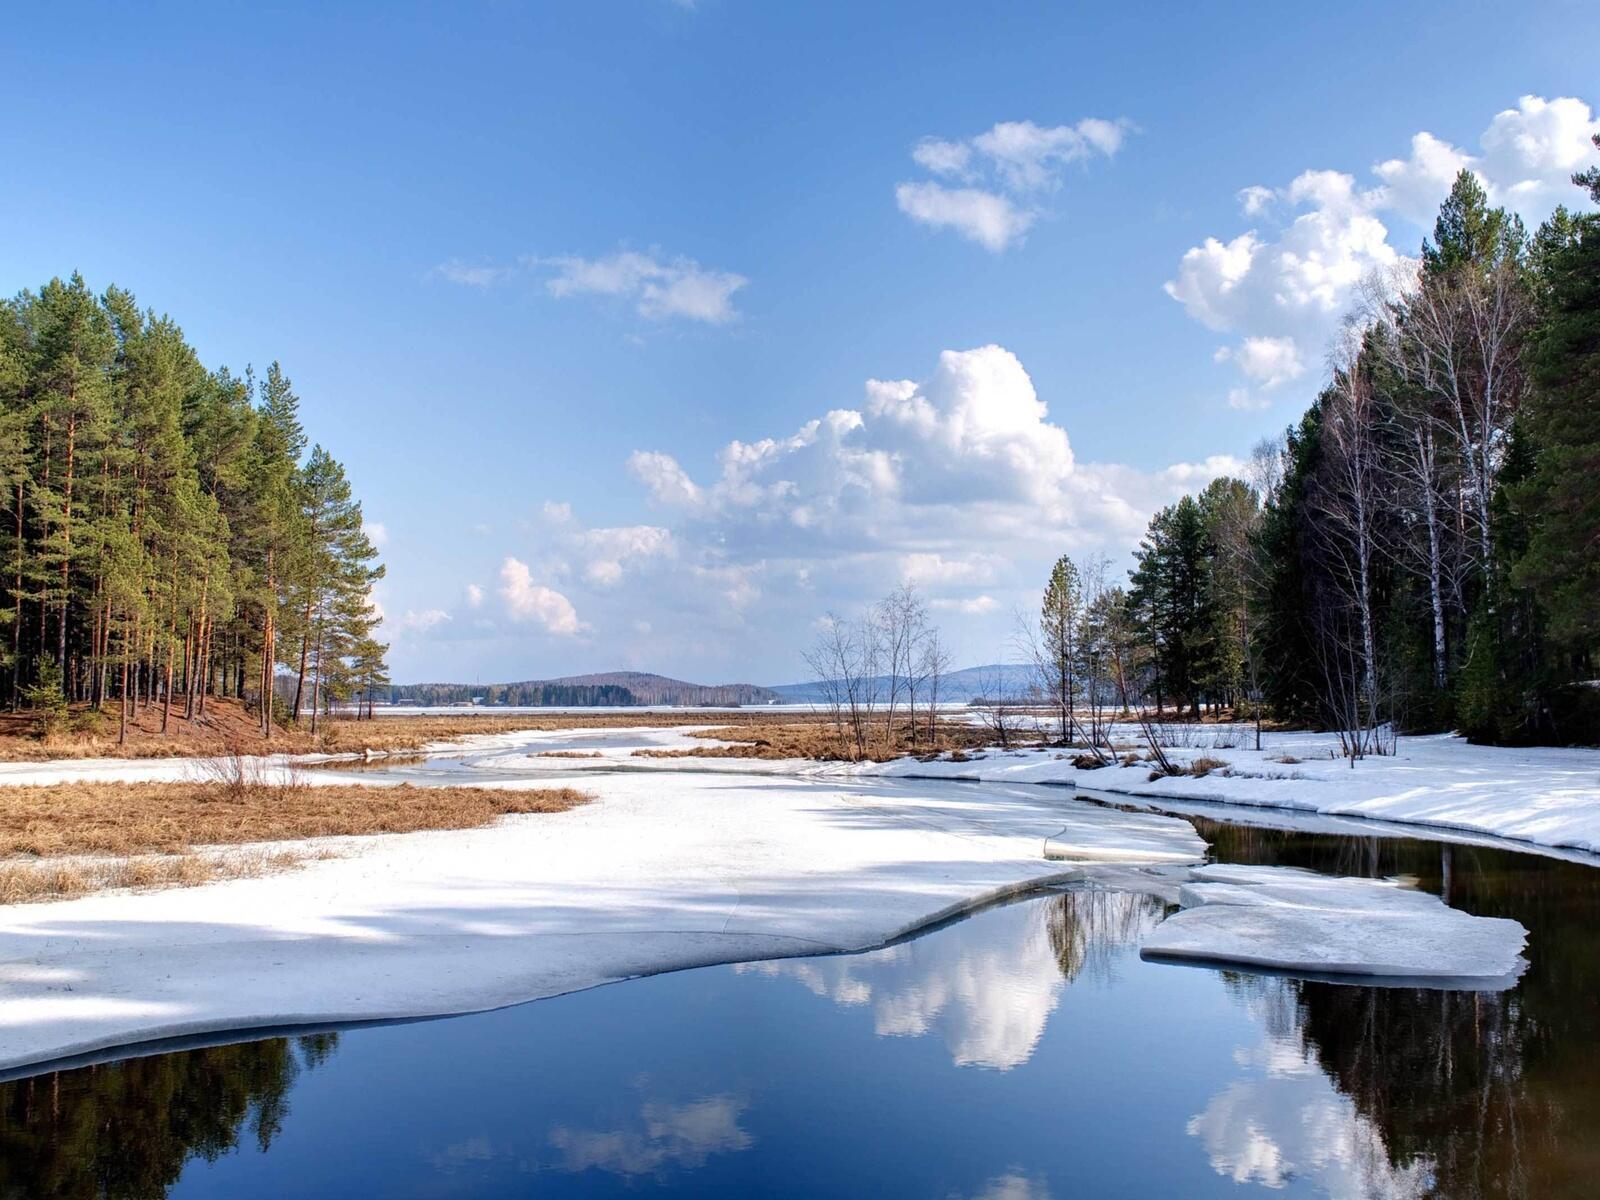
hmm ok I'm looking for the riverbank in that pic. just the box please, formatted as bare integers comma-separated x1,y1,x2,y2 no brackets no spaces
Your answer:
858,727,1600,858
0,767,1204,1074
0,721,1590,1075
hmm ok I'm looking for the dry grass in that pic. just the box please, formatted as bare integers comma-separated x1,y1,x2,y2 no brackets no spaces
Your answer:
0,848,310,904
0,779,590,859
0,698,846,762
1149,754,1232,781
632,718,998,763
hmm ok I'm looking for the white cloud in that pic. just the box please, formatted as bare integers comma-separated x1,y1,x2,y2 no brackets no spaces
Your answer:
1213,336,1304,389
542,249,747,324
430,259,517,288
1237,185,1275,216
364,520,388,548
896,118,1131,252
629,450,704,508
465,583,484,608
1372,131,1473,224
611,344,1238,658
895,182,1035,252
1172,95,1599,403
498,557,584,634
579,524,675,586
911,137,972,176
1371,96,1600,227
396,608,451,635
899,552,1000,586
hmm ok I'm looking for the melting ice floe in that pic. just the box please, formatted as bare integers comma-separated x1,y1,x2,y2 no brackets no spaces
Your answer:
1141,864,1527,987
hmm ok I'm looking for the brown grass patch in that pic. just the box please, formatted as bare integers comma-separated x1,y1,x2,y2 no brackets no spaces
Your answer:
631,718,999,763
0,848,310,904
0,698,848,763
0,780,591,859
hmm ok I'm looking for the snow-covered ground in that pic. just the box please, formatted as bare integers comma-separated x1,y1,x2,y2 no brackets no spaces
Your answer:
861,726,1600,859
0,720,1586,1074
0,770,1202,1074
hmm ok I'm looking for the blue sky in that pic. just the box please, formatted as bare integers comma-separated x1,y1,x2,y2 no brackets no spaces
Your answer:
5,2,1597,684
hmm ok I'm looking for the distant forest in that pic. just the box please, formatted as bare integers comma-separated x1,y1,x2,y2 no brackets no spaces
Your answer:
387,682,639,707
387,673,779,707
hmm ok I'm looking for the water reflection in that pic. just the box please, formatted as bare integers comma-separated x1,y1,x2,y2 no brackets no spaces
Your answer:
0,1034,336,1200
954,1169,1054,1200
1,820,1596,1198
738,888,1167,1070
546,1093,754,1178
1191,818,1600,1200
1188,980,1434,1198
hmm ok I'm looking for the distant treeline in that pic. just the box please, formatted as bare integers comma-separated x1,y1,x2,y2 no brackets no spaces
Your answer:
386,682,638,707
387,673,776,708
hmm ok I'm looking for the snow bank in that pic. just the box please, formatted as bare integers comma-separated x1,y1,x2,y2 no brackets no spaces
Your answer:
0,774,1202,1074
861,728,1600,860
1141,863,1527,986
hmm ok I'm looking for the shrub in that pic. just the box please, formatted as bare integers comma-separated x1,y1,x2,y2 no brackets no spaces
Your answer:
21,661,68,739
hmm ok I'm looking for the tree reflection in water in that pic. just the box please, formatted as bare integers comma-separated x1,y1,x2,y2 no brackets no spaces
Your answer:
1187,816,1600,1199
1044,886,1168,985
0,1033,338,1200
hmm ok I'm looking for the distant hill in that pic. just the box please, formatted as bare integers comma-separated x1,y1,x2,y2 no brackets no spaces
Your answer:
766,663,1038,705
387,671,782,708
545,672,782,706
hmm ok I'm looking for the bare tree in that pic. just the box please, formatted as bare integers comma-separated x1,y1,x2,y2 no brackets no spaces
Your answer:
1105,597,1174,776
918,627,950,747
1311,327,1385,743
876,583,927,748
972,662,1027,749
802,612,877,760
1391,259,1530,596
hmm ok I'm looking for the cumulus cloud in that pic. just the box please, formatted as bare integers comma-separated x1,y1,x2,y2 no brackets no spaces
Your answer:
1213,336,1304,389
542,249,747,324
895,182,1035,253
1374,95,1600,223
499,557,584,634
408,344,1242,678
614,344,1238,655
578,524,675,586
1170,95,1599,405
897,118,1132,251
364,520,389,548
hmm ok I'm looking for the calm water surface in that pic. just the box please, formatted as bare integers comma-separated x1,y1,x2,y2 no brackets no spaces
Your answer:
4,810,1598,1199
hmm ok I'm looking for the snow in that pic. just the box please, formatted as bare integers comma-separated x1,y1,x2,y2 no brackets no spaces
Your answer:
862,726,1600,860
1141,863,1528,985
0,719,1586,1072
0,771,1203,1074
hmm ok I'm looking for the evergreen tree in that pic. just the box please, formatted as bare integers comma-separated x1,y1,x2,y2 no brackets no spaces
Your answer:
0,275,387,738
